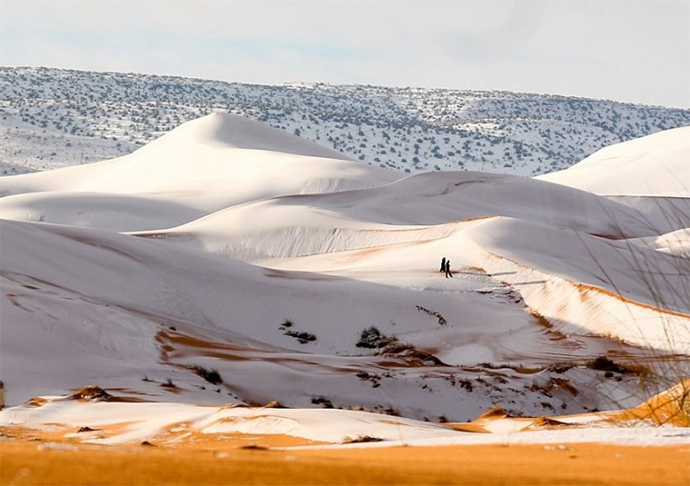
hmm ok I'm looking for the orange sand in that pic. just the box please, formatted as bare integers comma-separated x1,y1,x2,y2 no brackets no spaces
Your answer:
1,438,688,486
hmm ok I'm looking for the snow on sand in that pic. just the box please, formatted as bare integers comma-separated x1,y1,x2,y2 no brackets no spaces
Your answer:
1,113,688,448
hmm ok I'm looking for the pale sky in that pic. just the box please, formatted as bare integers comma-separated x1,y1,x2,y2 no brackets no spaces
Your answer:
1,0,689,108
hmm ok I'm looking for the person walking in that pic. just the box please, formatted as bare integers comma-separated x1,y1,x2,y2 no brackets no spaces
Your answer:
440,257,446,273
445,259,453,278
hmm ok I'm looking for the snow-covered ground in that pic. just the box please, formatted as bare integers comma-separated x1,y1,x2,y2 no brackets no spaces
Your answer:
1,113,688,447
2,67,690,177
2,383,688,448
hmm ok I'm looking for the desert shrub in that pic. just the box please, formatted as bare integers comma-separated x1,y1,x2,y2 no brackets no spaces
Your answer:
377,342,448,366
311,396,334,408
415,305,447,326
356,371,381,388
547,363,574,374
458,379,473,392
190,365,222,385
279,319,317,344
69,385,113,401
356,326,447,365
356,326,397,349
279,319,293,329
160,378,177,389
587,356,633,374
284,330,317,344
342,434,385,444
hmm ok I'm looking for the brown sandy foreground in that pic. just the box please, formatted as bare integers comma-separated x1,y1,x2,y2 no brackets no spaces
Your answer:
2,438,689,486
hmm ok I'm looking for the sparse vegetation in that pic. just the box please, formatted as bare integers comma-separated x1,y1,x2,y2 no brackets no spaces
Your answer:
576,201,690,424
3,67,689,177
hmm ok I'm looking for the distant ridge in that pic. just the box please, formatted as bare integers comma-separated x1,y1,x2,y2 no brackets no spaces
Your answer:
2,66,689,176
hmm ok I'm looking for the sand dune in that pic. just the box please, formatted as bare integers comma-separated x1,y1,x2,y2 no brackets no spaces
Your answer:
0,112,397,217
130,169,661,261
537,126,690,197
0,191,206,231
1,113,688,458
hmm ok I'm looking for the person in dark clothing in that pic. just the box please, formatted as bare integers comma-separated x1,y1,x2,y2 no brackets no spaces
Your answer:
440,257,446,273
445,259,453,278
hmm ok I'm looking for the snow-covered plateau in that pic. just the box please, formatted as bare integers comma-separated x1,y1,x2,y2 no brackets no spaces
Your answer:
2,67,690,178
0,107,688,448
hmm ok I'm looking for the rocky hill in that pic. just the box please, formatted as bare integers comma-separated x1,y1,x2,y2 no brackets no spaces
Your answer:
2,66,689,176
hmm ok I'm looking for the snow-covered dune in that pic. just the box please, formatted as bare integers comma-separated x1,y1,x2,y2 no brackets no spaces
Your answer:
259,215,690,354
0,113,398,219
3,389,689,449
537,127,690,235
0,191,206,231
136,170,661,260
0,218,554,417
537,126,690,197
462,217,690,351
1,114,688,432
